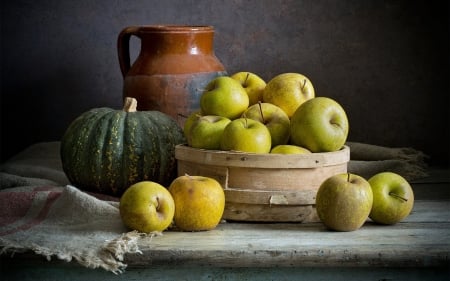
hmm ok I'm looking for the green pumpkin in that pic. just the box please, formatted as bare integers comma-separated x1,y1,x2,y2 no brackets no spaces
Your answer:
60,97,186,196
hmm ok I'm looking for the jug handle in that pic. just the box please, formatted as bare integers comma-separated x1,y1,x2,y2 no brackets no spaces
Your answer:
117,26,140,77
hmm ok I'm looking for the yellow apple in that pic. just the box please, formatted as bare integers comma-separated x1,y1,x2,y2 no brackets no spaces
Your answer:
119,181,175,233
231,71,266,105
168,175,225,231
263,72,315,117
270,144,311,154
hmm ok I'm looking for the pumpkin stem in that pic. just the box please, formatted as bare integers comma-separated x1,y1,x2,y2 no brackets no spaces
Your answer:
124,97,138,112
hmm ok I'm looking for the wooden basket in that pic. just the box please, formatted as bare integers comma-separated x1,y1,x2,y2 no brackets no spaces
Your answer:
175,144,350,222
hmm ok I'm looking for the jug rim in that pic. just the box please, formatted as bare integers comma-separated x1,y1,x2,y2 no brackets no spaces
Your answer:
136,25,214,33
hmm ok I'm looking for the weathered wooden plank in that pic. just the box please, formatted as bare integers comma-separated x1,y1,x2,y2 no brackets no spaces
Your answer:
2,258,449,281
1,200,449,281
128,200,450,268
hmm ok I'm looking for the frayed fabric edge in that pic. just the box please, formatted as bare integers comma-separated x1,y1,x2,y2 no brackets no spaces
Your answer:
0,230,162,274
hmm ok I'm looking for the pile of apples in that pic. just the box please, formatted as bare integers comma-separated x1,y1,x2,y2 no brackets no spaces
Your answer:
183,72,349,154
182,71,415,232
118,72,415,235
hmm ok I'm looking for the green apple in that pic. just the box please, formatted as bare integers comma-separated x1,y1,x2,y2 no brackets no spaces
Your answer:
316,173,373,232
270,144,311,154
368,172,415,225
242,102,290,147
231,71,266,105
119,181,175,233
220,118,271,153
183,111,202,139
290,97,349,152
187,115,231,150
263,72,315,117
200,76,249,120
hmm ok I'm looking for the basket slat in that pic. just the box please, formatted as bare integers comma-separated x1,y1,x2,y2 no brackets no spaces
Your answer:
175,145,350,168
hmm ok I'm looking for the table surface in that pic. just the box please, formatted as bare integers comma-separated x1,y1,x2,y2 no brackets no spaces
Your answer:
131,199,450,268
123,168,450,268
1,168,450,281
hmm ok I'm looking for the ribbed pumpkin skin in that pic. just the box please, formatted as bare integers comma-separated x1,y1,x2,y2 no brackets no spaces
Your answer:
60,107,186,196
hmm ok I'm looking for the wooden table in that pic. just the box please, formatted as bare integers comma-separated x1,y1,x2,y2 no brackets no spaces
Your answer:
1,169,450,281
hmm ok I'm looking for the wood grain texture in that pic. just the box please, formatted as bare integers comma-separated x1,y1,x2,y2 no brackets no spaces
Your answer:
128,200,450,268
175,145,350,168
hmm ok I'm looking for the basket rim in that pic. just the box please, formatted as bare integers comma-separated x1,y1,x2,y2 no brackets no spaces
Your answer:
175,144,350,168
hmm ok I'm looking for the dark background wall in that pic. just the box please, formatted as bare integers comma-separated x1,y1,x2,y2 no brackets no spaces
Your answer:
1,0,449,166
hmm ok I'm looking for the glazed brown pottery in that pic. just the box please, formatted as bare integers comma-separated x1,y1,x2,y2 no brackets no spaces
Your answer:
117,25,227,126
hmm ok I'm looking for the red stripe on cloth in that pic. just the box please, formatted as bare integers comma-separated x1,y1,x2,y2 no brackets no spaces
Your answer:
0,191,61,236
0,191,39,226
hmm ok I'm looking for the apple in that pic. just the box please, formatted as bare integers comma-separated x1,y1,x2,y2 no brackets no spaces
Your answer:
168,174,225,231
119,181,175,233
231,71,266,105
242,102,290,147
187,115,231,150
220,118,272,153
183,110,202,139
270,144,311,154
316,173,373,231
368,172,415,225
200,76,249,120
290,97,349,152
263,72,315,117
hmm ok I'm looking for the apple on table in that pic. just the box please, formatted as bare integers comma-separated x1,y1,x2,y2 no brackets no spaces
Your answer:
169,174,225,231
368,172,415,225
119,181,175,233
316,173,373,232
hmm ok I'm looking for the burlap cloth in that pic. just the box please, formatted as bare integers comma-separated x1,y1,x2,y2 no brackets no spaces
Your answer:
0,142,157,274
0,141,428,273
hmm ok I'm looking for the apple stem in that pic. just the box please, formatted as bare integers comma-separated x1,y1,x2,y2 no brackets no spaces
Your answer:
244,72,250,87
301,79,306,90
389,192,408,202
155,196,160,211
258,101,266,124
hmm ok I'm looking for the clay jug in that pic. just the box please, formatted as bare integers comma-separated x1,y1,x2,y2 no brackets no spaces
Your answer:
117,25,227,126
